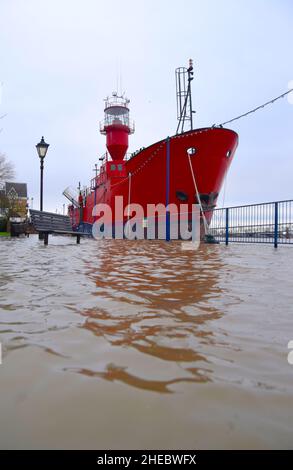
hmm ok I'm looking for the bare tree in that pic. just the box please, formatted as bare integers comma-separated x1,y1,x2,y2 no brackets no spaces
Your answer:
0,152,15,183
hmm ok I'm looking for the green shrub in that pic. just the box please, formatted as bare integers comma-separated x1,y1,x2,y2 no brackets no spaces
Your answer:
0,218,7,232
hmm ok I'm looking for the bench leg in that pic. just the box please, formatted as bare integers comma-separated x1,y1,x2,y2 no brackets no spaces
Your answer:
76,235,80,244
44,233,49,245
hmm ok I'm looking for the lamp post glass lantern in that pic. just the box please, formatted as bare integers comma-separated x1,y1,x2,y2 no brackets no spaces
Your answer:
36,136,49,211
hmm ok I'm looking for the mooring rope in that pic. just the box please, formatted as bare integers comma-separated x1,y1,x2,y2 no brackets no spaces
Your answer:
187,153,209,235
127,172,132,218
125,172,132,238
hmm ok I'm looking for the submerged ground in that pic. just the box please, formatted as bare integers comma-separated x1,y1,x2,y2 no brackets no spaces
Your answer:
0,236,292,449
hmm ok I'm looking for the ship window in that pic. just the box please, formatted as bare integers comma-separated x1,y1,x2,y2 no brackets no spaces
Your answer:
176,191,188,201
110,164,116,170
118,164,123,171
226,150,232,158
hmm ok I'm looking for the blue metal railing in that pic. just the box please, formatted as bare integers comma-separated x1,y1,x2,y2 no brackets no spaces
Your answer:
209,199,293,247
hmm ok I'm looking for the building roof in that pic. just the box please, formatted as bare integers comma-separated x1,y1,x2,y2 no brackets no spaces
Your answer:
5,182,27,198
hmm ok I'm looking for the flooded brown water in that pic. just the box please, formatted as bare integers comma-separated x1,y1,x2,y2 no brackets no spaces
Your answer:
0,235,292,449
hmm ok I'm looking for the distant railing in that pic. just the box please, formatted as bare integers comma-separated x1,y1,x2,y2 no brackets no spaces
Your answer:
209,199,293,247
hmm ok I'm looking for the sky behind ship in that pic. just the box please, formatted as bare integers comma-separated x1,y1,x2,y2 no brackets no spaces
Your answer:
0,0,292,212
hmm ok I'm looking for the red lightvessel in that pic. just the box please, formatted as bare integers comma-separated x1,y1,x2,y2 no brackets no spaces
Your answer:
64,61,238,238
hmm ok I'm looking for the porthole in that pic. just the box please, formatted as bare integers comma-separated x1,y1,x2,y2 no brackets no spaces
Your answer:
226,150,232,158
176,191,188,202
187,147,197,156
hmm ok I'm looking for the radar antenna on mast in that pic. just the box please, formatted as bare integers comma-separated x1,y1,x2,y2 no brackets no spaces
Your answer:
175,59,195,134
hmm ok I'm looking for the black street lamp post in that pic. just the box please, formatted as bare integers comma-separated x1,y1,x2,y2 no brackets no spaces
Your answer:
36,136,49,211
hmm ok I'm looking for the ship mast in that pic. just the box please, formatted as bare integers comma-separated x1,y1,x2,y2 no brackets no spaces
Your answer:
175,59,195,134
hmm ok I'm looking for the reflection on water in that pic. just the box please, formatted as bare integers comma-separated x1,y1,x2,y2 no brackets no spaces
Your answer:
0,236,293,449
78,242,223,391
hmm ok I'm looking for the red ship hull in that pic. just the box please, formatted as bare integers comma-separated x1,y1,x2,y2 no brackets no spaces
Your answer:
69,127,238,235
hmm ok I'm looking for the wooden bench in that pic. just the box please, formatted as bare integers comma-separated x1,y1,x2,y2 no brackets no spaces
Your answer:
29,209,87,245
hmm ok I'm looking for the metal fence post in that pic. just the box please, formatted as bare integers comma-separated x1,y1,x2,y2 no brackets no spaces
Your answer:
225,207,229,245
274,201,278,248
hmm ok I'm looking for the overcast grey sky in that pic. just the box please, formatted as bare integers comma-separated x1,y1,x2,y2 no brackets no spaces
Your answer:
0,0,292,211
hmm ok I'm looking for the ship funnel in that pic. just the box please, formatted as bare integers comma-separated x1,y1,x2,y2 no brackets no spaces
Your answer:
63,186,80,208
